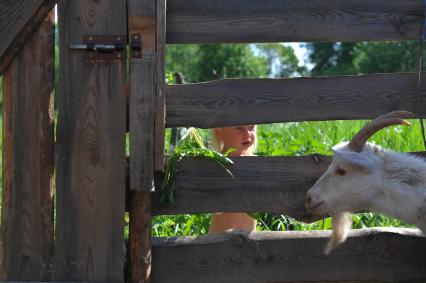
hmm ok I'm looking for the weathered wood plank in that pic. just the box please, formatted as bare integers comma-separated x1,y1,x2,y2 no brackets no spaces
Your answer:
152,153,426,220
154,0,166,172
129,44,155,193
166,73,426,128
128,0,156,282
54,1,126,281
129,2,156,192
1,11,55,280
166,0,423,44
152,228,426,283
152,155,328,222
128,191,152,283
1,45,14,282
0,0,58,74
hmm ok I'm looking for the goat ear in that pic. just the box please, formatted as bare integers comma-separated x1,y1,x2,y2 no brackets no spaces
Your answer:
332,149,373,173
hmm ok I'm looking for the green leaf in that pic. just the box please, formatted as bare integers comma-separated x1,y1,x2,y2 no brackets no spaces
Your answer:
160,128,234,204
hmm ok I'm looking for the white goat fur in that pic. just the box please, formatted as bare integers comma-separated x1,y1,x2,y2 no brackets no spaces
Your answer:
306,141,426,254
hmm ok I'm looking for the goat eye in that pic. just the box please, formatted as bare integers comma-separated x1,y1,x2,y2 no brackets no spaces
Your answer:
335,168,346,176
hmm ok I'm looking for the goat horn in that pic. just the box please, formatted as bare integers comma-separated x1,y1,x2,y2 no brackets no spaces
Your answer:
348,111,416,152
370,110,416,123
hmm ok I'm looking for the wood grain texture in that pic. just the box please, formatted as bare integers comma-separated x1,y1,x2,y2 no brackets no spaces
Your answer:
152,152,426,220
152,228,426,283
54,1,126,281
128,191,152,283
152,155,329,222
129,56,156,192
166,73,426,128
128,0,156,282
154,0,166,172
128,51,155,282
166,0,423,44
129,1,156,192
0,0,58,74
1,11,55,280
1,45,14,282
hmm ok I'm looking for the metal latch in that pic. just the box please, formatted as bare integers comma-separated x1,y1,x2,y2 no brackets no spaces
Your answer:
70,35,126,61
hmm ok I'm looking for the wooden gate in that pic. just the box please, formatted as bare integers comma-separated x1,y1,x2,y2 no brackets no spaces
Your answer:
1,0,426,282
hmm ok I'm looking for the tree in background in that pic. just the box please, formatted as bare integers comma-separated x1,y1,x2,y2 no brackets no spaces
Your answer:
306,42,356,75
255,43,307,77
166,44,200,82
166,43,303,83
196,44,268,81
306,41,420,76
352,41,418,73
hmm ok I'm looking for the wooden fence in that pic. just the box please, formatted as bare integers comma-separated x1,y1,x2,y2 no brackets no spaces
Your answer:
1,0,426,282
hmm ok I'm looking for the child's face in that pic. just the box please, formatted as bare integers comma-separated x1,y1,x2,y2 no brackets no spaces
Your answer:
217,125,256,156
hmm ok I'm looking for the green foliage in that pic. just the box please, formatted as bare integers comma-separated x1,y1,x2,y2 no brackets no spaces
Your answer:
306,41,421,76
166,43,304,82
305,42,357,75
160,128,234,204
153,214,211,237
255,43,307,77
257,119,425,156
352,41,418,74
196,44,268,81
166,44,200,82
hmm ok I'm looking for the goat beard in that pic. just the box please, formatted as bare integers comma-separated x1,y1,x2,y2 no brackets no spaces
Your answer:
324,212,352,255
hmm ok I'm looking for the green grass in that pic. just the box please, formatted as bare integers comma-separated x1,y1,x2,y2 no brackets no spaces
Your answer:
154,119,423,236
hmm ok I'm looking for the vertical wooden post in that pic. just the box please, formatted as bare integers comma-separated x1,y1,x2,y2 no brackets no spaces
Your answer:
128,0,163,281
155,0,166,171
129,0,156,194
1,11,55,281
54,1,127,281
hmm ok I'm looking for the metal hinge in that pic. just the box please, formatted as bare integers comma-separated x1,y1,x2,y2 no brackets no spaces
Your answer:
70,35,126,61
130,34,142,58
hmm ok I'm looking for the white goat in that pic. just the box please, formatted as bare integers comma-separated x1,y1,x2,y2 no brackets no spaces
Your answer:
305,111,426,254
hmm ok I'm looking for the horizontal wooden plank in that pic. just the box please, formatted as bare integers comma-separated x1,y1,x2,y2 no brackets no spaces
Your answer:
166,73,426,128
0,0,58,74
151,153,426,220
152,228,426,283
166,0,423,44
152,155,328,222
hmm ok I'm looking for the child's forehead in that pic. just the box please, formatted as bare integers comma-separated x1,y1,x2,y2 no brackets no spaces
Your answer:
226,125,256,129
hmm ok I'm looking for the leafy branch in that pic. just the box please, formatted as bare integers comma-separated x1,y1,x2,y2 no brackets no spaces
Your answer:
160,128,234,204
